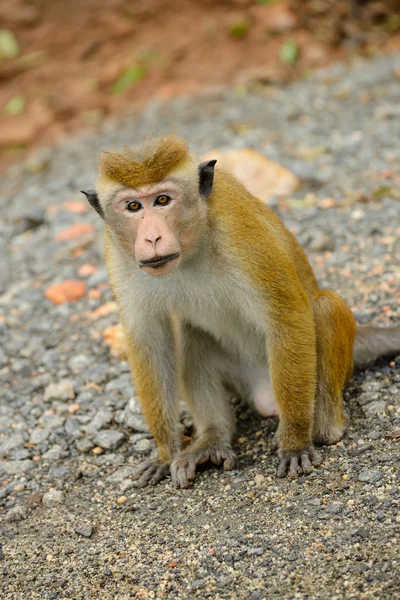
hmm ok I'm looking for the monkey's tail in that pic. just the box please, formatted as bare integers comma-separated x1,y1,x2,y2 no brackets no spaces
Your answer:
353,325,400,368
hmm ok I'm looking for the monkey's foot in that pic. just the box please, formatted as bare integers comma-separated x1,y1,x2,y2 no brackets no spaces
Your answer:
132,456,170,487
171,443,236,489
277,446,321,478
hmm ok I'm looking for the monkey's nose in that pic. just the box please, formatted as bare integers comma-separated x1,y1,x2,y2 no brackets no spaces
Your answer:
145,235,161,248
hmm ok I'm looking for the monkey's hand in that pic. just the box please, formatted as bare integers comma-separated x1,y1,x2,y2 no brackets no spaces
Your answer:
171,441,236,489
277,446,321,478
132,456,170,487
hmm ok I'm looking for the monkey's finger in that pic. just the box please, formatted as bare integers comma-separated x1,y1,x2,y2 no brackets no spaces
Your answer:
309,447,322,466
300,453,312,474
186,461,197,481
149,465,169,486
132,460,154,480
198,454,211,465
289,455,300,478
210,453,223,466
171,464,191,489
277,457,289,478
136,466,158,488
223,455,236,471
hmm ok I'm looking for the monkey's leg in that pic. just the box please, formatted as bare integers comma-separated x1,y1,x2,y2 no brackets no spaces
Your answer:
125,319,182,487
171,325,237,489
312,290,356,445
268,300,321,478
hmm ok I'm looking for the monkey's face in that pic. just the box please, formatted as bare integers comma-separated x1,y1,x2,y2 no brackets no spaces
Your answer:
105,180,206,277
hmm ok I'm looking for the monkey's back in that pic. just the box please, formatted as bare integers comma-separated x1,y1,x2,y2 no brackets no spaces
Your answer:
208,169,319,301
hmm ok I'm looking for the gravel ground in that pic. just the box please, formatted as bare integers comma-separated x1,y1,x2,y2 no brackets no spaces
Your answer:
1,53,400,600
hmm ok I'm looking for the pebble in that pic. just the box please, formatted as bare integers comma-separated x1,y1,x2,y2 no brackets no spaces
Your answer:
74,524,93,538
358,467,382,484
42,445,63,460
75,438,95,453
30,427,50,445
5,505,29,522
44,380,75,403
106,465,136,484
133,438,153,453
93,430,125,450
363,401,386,416
85,409,113,434
1,459,34,474
42,489,64,507
0,433,25,457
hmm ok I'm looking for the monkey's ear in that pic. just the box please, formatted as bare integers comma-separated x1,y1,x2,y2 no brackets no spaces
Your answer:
199,160,217,199
80,189,104,220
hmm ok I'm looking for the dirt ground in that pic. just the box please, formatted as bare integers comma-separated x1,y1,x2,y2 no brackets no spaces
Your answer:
1,0,400,167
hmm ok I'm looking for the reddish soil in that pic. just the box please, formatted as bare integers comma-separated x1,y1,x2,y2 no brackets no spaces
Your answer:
0,0,399,166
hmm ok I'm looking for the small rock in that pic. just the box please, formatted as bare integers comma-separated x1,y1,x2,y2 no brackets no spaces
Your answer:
120,479,135,493
55,222,94,242
133,438,153,453
30,427,50,445
42,445,63,460
106,465,136,484
44,380,75,402
45,280,86,305
68,354,89,373
75,438,95,453
85,409,113,434
307,232,335,252
5,505,28,522
75,524,93,538
254,474,264,485
1,459,34,474
93,430,125,450
117,496,127,505
364,401,386,417
0,433,25,457
92,446,104,455
324,502,343,515
358,467,382,484
248,547,264,556
78,263,97,277
201,148,300,204
42,489,64,507
124,413,149,433
192,579,205,589
64,417,82,438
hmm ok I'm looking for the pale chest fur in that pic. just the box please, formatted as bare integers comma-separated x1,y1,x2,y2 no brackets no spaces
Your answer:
112,252,278,417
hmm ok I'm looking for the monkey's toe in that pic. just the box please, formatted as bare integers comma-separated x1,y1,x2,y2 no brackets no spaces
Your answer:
277,447,321,478
132,457,170,487
171,445,236,488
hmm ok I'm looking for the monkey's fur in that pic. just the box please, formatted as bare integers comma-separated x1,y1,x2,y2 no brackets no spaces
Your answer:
82,135,400,488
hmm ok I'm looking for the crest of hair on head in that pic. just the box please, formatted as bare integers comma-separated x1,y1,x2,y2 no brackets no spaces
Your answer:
99,134,195,188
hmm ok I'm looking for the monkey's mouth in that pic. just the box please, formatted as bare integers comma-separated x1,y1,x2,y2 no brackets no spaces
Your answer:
139,253,180,269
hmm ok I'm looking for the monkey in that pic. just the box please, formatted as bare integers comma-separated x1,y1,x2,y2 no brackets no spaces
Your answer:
82,134,400,488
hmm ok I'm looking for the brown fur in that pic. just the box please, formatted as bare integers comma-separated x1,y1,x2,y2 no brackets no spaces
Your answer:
99,134,191,188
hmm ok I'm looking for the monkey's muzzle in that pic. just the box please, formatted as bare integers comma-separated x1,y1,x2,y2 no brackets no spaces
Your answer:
139,253,180,270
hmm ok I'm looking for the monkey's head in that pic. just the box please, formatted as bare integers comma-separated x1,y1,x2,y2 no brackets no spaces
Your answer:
82,135,216,277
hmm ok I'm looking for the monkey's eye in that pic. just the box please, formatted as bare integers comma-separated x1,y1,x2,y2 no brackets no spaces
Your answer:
154,194,171,207
126,201,142,212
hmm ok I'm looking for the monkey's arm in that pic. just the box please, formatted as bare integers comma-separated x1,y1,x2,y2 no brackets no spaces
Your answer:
123,316,182,486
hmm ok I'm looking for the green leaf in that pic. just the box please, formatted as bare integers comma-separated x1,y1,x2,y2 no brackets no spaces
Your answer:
0,30,19,60
279,41,299,65
110,65,146,95
4,95,25,115
229,21,249,39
